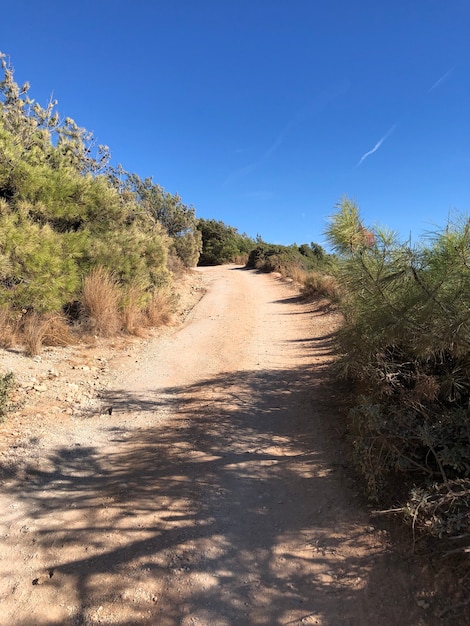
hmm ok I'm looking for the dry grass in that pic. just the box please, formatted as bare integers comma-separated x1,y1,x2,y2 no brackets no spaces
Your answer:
0,305,18,349
81,267,121,337
121,285,146,336
42,313,76,347
22,313,48,356
167,252,187,276
286,265,308,284
0,305,75,355
145,286,175,327
22,312,76,356
301,272,339,301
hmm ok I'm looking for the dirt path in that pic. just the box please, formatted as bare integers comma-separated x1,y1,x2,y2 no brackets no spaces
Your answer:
0,266,429,625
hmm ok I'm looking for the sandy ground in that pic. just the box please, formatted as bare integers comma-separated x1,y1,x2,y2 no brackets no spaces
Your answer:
0,266,440,625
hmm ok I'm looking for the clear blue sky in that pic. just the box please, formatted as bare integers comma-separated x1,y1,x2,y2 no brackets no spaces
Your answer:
2,0,469,248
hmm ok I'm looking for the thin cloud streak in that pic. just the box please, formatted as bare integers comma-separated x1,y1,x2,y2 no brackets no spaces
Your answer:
223,79,350,186
223,124,291,186
356,124,397,167
428,67,454,93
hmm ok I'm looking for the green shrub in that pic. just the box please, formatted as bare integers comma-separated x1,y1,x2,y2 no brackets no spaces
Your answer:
197,218,255,265
246,242,333,277
0,212,82,312
0,57,173,316
326,198,470,537
171,230,203,268
0,371,14,419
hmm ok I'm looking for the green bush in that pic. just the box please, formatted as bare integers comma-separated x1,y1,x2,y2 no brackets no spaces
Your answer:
197,218,255,265
0,56,173,314
0,371,14,419
110,170,202,268
171,230,203,268
246,242,332,275
0,209,83,311
326,198,470,537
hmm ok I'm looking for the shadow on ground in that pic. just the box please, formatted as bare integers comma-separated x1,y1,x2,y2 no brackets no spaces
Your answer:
2,358,428,625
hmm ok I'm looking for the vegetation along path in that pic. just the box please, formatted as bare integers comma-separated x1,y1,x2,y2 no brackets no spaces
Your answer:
1,266,429,625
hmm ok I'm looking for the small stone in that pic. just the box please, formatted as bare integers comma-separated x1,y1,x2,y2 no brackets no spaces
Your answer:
416,599,430,609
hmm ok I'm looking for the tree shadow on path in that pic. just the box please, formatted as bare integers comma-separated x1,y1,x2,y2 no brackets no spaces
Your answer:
2,357,429,624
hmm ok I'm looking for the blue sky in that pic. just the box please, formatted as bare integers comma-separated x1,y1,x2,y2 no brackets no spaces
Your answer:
2,0,469,248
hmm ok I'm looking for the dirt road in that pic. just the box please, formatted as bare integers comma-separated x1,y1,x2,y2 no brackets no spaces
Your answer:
0,266,428,625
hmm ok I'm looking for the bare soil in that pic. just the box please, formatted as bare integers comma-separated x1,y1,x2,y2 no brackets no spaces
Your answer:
0,266,457,625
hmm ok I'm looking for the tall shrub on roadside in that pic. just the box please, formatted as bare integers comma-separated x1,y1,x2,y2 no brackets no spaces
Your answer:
0,55,171,313
326,198,470,538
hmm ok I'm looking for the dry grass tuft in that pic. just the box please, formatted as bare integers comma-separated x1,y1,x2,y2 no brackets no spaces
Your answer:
301,272,339,301
287,265,308,284
42,313,76,347
121,285,146,336
81,267,121,337
145,286,175,327
0,305,18,349
22,312,48,356
22,311,76,356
